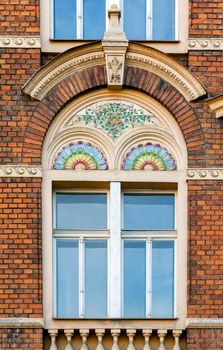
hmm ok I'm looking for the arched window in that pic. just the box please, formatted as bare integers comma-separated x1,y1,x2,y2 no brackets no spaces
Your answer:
42,89,187,327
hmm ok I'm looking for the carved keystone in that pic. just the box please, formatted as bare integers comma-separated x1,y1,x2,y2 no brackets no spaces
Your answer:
102,4,128,89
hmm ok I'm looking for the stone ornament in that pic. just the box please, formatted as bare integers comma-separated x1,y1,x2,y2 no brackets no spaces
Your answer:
188,38,223,50
67,101,161,140
187,169,223,180
0,36,41,48
102,4,128,89
52,142,108,170
121,143,177,171
0,167,42,177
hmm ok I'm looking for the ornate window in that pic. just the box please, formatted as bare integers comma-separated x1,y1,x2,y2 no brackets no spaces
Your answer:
42,90,187,328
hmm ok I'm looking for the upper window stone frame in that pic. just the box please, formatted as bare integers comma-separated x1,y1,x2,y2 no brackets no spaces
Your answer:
40,0,188,53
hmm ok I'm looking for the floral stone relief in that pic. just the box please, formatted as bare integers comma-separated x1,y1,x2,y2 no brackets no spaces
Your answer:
66,101,166,140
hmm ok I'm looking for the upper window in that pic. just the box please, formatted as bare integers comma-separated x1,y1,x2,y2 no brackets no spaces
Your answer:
53,0,176,41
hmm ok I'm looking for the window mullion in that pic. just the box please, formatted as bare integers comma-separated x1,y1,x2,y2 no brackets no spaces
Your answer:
77,0,83,39
146,238,152,317
109,182,121,317
147,0,152,39
79,236,85,317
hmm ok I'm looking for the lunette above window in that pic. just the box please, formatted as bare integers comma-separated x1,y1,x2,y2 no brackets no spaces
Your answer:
53,0,176,41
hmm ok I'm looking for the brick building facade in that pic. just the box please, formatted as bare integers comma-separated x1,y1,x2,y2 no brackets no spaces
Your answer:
0,0,223,349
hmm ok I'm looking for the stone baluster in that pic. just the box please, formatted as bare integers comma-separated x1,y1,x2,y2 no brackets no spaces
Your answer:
127,329,136,350
142,329,152,350
158,330,167,350
64,330,74,350
111,329,121,350
96,329,105,350
80,329,89,350
48,330,58,350
173,330,182,350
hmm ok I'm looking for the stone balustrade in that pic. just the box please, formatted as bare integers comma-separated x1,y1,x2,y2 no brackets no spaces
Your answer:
46,329,185,350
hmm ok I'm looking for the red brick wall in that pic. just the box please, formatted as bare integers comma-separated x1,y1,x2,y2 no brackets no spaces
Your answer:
0,48,41,163
188,181,223,318
0,0,40,35
189,0,223,37
0,328,43,349
0,178,42,317
187,329,223,350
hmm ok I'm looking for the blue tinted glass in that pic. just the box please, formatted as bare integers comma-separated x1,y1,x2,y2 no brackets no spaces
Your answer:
123,194,175,230
54,0,76,39
152,241,174,317
83,0,105,39
85,241,107,317
124,0,146,40
152,0,175,40
56,193,107,230
124,240,146,317
56,240,79,317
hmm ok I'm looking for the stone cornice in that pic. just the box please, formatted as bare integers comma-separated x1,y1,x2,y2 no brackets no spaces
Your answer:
0,318,44,328
187,168,223,180
0,36,41,48
0,166,42,177
1,166,223,179
188,38,223,50
22,42,105,100
126,44,206,101
186,318,223,329
206,95,223,119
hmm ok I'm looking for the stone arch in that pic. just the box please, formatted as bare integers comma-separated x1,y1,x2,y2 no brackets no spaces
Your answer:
22,66,205,166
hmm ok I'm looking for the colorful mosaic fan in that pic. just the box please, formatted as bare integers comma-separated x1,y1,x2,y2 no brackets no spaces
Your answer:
53,142,108,170
121,143,176,171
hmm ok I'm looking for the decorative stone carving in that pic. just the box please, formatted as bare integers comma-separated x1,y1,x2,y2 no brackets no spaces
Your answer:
121,143,177,171
188,38,223,50
80,329,89,350
126,43,206,101
172,330,182,350
142,330,152,350
64,330,74,350
111,329,121,350
96,329,105,350
52,142,108,170
126,329,136,350
67,101,163,140
102,4,128,89
187,168,223,180
48,330,58,350
0,166,42,177
158,331,167,350
22,42,105,100
0,36,41,48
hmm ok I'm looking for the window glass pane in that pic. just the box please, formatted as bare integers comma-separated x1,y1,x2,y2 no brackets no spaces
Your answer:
56,193,107,230
152,241,174,317
124,240,146,317
54,0,76,39
124,0,146,40
85,240,107,317
83,0,105,39
123,194,175,230
56,240,79,317
152,0,175,40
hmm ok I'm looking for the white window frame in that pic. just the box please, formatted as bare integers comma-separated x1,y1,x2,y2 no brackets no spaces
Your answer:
53,186,177,319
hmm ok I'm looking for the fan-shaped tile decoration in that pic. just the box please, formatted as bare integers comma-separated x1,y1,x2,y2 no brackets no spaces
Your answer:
121,143,177,171
53,142,108,170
